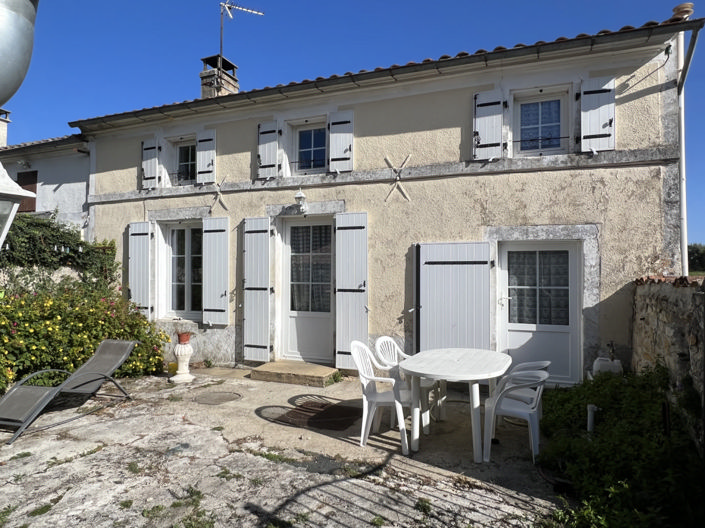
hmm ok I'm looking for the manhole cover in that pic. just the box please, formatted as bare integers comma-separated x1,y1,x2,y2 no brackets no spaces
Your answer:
194,391,242,405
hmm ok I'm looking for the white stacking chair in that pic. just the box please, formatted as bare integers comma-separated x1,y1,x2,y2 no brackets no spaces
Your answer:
374,336,446,431
483,370,549,463
351,340,410,455
503,361,551,418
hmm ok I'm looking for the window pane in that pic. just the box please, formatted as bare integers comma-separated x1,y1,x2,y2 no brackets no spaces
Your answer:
313,128,326,147
539,289,569,325
542,124,561,149
311,284,331,312
311,225,331,253
299,130,312,150
508,251,537,287
291,255,310,282
191,256,202,284
521,103,539,126
191,284,202,312
520,127,540,150
191,229,202,256
172,284,185,311
173,256,185,283
172,230,185,255
539,251,569,287
291,284,310,311
312,148,326,168
311,255,331,283
509,287,536,324
290,226,310,254
541,100,560,124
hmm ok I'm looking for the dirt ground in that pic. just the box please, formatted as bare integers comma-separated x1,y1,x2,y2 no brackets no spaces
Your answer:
0,369,561,527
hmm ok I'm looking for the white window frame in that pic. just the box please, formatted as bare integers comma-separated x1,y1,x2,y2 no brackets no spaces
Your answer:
289,117,328,176
160,221,203,321
175,140,197,185
511,86,571,157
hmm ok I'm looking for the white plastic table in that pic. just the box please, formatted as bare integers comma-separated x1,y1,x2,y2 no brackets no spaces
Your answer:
399,348,512,463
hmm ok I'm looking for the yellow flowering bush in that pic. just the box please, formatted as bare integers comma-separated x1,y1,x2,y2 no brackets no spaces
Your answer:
0,280,167,393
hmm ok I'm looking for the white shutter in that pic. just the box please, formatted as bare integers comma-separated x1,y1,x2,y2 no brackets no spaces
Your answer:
581,77,615,152
141,138,158,189
257,121,278,180
128,222,151,318
196,129,216,184
243,217,271,361
335,212,368,369
328,110,353,173
415,242,490,352
202,217,229,326
473,90,504,160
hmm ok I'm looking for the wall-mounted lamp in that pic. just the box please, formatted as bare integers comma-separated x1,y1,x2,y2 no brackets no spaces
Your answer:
295,189,308,214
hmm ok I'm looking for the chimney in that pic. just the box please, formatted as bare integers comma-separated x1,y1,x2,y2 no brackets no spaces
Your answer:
0,109,10,147
200,55,239,98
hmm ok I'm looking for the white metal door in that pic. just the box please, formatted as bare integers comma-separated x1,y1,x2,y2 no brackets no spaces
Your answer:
498,241,581,384
283,220,335,364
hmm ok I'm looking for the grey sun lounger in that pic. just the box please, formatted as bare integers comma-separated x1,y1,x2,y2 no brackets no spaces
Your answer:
0,339,138,445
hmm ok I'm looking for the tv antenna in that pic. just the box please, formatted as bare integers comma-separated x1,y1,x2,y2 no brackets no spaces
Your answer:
218,3,264,88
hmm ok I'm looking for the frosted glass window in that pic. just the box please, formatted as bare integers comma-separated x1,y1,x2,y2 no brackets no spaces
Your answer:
508,250,569,325
520,99,561,151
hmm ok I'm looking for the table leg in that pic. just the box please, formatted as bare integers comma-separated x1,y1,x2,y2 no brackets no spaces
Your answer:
469,381,482,463
410,375,421,452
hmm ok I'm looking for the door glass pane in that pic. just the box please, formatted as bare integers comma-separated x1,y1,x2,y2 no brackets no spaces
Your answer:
509,287,536,324
311,255,331,283
508,251,537,287
539,289,569,325
291,255,310,283
539,251,569,287
191,284,202,312
172,284,185,311
311,225,331,253
291,284,310,311
290,226,310,253
311,284,331,312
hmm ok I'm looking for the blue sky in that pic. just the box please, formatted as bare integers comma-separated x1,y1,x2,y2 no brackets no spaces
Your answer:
6,1,705,242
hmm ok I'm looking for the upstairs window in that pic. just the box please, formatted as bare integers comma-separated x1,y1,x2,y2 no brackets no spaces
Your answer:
296,125,327,173
176,142,197,184
512,89,569,156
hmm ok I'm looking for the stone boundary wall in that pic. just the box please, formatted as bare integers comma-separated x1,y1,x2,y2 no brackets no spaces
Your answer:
632,276,704,454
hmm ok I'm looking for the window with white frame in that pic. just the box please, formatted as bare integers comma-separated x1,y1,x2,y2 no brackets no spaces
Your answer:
257,110,354,179
512,88,569,156
169,224,203,317
175,141,197,184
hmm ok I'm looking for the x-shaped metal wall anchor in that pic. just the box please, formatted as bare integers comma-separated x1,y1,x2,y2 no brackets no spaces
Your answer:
384,154,411,202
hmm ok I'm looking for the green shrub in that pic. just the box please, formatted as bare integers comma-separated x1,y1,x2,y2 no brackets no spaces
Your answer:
539,367,705,527
0,278,168,393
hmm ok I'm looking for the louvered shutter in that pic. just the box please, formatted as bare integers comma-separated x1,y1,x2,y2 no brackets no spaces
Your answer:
196,130,217,184
243,217,271,361
257,121,278,180
581,77,615,152
415,242,490,353
141,138,158,189
473,90,504,160
202,217,229,326
328,110,354,173
128,222,151,318
335,212,368,369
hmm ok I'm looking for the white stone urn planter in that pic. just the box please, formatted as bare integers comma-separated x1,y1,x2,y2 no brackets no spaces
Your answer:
170,332,194,384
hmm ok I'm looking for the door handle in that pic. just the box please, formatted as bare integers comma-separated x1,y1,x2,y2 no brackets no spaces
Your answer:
498,296,513,307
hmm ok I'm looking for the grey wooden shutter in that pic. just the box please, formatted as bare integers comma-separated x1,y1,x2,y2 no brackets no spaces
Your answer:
257,121,278,180
473,90,504,160
243,217,271,361
202,216,229,326
328,110,354,173
335,212,368,369
128,222,151,318
141,138,158,189
196,129,216,184
415,242,490,352
581,77,615,152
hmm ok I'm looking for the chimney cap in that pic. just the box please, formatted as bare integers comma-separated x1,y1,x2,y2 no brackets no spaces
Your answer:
201,55,237,73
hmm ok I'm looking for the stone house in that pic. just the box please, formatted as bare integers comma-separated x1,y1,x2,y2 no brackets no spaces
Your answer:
21,9,704,385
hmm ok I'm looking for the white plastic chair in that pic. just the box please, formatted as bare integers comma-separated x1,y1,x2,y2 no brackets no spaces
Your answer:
483,370,549,463
504,361,551,414
351,340,410,455
374,336,446,430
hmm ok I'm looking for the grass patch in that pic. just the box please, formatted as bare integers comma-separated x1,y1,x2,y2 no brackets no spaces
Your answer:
9,452,31,461
167,394,183,402
127,461,141,474
211,426,224,431
251,450,296,464
370,516,385,527
249,477,265,486
216,467,243,481
119,500,133,509
141,504,166,519
414,497,431,515
27,504,52,517
0,505,17,527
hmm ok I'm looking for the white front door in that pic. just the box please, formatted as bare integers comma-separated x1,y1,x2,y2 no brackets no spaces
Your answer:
283,220,335,364
498,241,582,384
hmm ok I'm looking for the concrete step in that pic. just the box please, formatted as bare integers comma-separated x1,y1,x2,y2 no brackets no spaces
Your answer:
250,360,339,388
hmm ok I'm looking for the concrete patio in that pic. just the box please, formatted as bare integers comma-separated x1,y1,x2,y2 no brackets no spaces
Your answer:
0,367,560,527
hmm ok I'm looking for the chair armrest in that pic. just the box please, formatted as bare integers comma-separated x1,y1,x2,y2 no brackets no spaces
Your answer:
9,369,72,389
